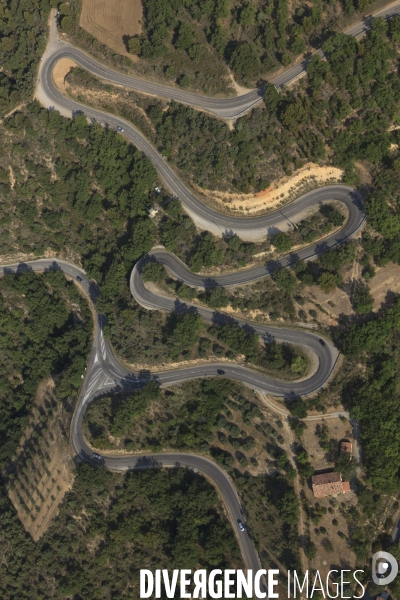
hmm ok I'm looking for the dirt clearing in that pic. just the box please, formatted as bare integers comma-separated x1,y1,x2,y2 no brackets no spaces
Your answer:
80,0,143,57
6,379,75,541
298,261,400,328
53,58,78,92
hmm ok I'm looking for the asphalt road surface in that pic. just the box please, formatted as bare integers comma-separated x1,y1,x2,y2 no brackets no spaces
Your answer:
23,6,386,580
0,238,343,581
0,257,267,578
39,21,365,242
40,2,400,119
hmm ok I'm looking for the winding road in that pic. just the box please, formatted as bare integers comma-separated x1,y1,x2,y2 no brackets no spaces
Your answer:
39,3,400,119
17,4,385,583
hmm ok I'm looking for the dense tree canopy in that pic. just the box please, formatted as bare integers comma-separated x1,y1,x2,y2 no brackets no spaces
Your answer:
0,270,92,467
0,464,242,598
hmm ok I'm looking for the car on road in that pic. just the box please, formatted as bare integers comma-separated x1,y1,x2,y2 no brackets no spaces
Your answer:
319,338,326,347
76,275,83,283
217,369,225,375
238,520,245,532
117,126,124,132
92,453,101,460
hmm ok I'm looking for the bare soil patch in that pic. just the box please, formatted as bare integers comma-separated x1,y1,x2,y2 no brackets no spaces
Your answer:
8,166,15,189
6,379,75,541
369,262,400,309
300,261,400,328
80,0,143,58
354,161,373,185
194,163,343,216
53,58,78,92
303,417,354,472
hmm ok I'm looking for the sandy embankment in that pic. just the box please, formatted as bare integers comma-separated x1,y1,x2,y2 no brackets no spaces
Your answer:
195,164,344,215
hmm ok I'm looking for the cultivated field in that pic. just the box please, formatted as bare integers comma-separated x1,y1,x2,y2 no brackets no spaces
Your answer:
6,379,74,541
80,0,143,57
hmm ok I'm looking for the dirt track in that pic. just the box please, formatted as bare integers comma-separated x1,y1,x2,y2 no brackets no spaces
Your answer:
80,0,142,57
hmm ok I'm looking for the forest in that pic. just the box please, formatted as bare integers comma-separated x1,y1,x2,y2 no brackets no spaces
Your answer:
336,298,400,491
84,379,302,573
0,464,243,599
60,0,384,95
0,102,305,587
5,0,400,592
66,17,400,195
0,0,56,116
0,269,92,468
1,104,312,371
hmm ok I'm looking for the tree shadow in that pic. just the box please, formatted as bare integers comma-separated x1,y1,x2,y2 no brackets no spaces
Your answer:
3,262,33,275
122,34,130,52
172,297,199,315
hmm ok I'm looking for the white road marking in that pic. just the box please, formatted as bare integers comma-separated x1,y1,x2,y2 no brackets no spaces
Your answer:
83,370,102,401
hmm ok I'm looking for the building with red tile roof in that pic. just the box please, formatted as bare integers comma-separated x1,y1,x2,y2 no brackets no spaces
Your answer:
312,472,351,498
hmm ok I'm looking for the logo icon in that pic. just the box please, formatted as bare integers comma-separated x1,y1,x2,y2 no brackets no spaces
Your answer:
372,551,398,585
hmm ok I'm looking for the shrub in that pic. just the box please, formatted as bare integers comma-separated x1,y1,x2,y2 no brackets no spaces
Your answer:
272,268,296,294
142,262,164,282
273,232,293,252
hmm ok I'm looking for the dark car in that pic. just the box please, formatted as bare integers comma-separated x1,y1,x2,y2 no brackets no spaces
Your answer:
319,338,326,347
76,275,83,283
217,369,225,375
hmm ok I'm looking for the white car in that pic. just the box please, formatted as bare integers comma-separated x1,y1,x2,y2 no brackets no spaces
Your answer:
117,126,124,133
92,453,101,460
238,520,245,532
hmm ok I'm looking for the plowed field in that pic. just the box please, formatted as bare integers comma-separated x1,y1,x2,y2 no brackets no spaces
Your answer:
80,0,142,56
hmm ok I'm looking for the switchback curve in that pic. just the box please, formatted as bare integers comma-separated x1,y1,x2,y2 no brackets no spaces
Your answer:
21,8,376,579
40,3,400,119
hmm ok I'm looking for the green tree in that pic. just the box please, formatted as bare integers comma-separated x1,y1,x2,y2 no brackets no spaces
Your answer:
240,4,256,28
175,23,194,51
168,313,203,353
205,287,229,308
352,282,373,314
291,355,307,375
60,16,74,32
277,489,300,525
179,74,191,88
319,272,341,293
128,37,142,54
142,262,164,282
230,43,261,83
272,268,296,294
273,232,292,252
335,453,357,481
190,233,224,271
